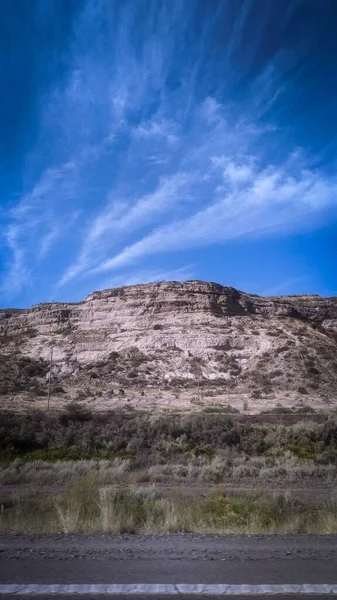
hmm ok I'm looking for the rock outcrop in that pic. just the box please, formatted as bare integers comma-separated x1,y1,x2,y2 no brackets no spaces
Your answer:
1,281,336,412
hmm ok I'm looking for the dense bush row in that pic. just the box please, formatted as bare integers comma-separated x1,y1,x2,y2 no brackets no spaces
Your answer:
1,405,337,465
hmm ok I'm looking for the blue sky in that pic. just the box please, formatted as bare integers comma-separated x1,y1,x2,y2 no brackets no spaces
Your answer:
1,0,337,308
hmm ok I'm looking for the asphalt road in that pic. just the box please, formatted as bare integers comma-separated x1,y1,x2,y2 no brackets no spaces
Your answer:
0,534,337,597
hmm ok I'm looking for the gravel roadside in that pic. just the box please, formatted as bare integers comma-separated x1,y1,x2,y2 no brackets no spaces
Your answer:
1,533,337,562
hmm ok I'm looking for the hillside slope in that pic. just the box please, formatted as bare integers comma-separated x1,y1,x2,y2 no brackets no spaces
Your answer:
1,281,337,412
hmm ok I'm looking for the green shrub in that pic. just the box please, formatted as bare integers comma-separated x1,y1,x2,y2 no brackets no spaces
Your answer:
261,406,293,415
295,405,316,414
202,405,239,414
1,409,336,471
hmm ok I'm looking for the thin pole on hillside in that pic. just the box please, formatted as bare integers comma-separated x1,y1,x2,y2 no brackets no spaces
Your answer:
47,299,54,411
47,348,53,410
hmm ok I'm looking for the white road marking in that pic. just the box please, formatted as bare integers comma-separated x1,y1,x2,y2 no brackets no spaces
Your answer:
0,583,337,595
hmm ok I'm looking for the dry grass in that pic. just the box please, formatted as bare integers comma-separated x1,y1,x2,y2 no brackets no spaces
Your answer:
1,451,336,488
1,477,337,534
0,458,131,486
1,410,337,534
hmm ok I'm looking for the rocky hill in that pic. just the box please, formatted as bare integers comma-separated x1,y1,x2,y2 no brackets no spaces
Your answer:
1,281,337,412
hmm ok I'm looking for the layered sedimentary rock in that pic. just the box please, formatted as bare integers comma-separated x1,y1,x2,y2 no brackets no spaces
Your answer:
1,281,336,411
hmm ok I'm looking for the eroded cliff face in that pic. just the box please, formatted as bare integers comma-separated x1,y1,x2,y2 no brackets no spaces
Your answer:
1,281,337,412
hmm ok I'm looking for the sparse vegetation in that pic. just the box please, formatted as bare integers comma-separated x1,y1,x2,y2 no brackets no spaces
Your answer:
1,407,337,534
262,405,317,415
0,354,49,395
1,476,337,534
202,405,240,414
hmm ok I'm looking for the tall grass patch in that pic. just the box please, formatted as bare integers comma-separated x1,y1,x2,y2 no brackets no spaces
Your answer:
1,478,337,534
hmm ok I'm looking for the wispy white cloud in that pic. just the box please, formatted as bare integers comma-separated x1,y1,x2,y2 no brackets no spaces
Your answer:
133,117,179,146
1,224,29,298
38,226,61,261
57,170,191,287
98,264,196,291
42,86,337,291
2,0,337,304
92,153,337,274
0,161,80,298
261,277,308,296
